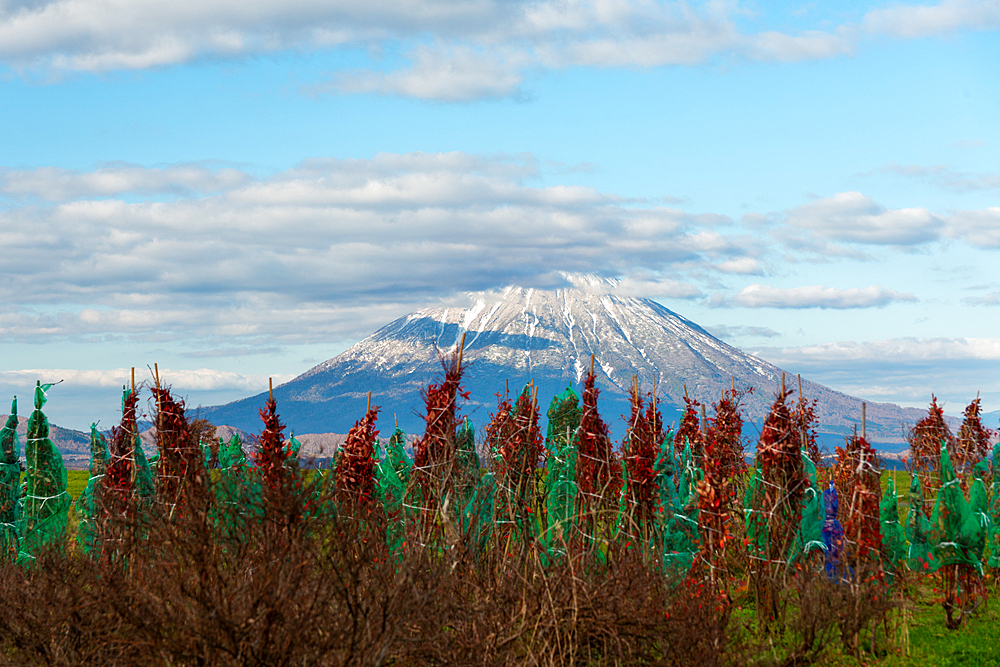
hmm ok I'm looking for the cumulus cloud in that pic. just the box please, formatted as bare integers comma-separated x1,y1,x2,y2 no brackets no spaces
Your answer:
0,163,251,201
723,284,917,309
1,0,993,100
947,207,1000,247
862,0,1000,38
0,152,756,347
781,191,943,246
0,368,294,392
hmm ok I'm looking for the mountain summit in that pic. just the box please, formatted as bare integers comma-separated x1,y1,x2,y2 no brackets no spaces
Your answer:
199,282,923,444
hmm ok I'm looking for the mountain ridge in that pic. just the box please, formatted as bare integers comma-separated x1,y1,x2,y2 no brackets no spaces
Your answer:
196,284,936,446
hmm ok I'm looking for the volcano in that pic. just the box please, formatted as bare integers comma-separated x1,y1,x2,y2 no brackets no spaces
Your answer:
197,281,925,445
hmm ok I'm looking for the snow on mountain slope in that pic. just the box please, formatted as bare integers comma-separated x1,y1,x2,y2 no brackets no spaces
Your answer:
198,283,927,444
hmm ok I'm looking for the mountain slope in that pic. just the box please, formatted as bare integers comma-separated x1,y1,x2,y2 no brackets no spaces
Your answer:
198,283,930,444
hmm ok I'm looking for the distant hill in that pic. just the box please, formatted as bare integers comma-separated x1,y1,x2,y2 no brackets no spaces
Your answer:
197,282,937,447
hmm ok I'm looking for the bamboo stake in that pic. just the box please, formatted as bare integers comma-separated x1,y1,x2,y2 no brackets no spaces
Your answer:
269,377,273,403
130,367,136,486
862,403,867,441
700,404,708,438
367,391,372,415
457,332,467,371
590,354,595,376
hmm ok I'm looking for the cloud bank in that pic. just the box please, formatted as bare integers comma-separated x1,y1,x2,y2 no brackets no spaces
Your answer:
1,0,997,99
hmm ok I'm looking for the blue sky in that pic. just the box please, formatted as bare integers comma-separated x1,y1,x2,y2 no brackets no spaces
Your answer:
0,0,998,431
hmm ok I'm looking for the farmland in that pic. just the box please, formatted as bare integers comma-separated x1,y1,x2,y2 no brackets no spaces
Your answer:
2,356,999,666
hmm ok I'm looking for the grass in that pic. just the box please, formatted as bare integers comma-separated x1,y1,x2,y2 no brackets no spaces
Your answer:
66,469,89,501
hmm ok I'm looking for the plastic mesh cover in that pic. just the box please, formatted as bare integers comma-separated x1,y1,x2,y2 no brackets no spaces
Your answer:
879,477,908,570
0,399,22,561
75,424,111,555
19,383,70,565
904,473,939,573
791,451,826,562
929,444,983,574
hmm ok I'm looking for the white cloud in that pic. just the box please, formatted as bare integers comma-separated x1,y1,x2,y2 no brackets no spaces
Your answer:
0,163,251,200
863,0,1000,38
726,284,917,308
946,208,1000,248
0,152,754,346
1,0,994,100
0,368,294,392
782,191,942,246
760,337,1000,362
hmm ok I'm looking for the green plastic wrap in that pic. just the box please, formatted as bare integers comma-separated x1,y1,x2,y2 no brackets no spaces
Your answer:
19,382,71,565
214,435,258,534
744,458,767,561
0,398,21,561
879,477,908,570
75,424,111,555
791,451,826,562
375,429,411,554
904,472,939,572
929,444,983,574
660,439,700,573
969,460,989,563
988,441,1000,568
542,387,581,558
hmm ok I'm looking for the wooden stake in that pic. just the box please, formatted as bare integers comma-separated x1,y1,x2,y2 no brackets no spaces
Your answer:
590,354,595,376
683,384,689,400
700,404,708,437
269,377,273,403
781,372,786,395
457,332,467,371
131,367,135,395
367,391,372,414
394,412,398,429
862,403,867,440
798,374,803,402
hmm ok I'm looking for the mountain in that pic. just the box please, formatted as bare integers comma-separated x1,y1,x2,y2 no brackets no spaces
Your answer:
0,414,91,469
197,282,932,447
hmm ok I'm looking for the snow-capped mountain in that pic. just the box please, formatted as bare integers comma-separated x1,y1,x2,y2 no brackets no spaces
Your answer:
197,282,926,444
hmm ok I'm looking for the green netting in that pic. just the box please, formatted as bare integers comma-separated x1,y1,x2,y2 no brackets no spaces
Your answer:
75,424,111,555
929,443,983,574
879,477,908,570
659,439,700,573
18,382,71,565
904,472,938,573
542,387,580,560
214,435,258,533
743,458,767,561
969,460,989,563
791,451,826,562
0,398,21,562
988,441,1000,568
133,435,156,505
375,428,411,554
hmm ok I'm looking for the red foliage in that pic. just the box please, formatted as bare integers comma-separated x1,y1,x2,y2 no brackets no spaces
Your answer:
498,386,543,489
413,354,469,486
152,386,206,512
576,369,621,506
836,432,882,566
336,405,380,504
907,395,955,499
675,395,702,460
755,389,807,560
105,388,138,510
793,394,823,468
697,386,749,584
954,397,994,475
623,384,664,522
254,395,289,492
